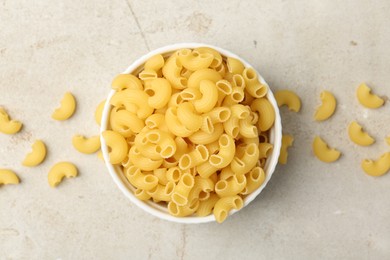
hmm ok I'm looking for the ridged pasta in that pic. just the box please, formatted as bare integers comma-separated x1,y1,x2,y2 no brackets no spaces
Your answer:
213,195,243,223
188,68,222,88
144,78,172,109
172,173,195,206
188,123,224,145
215,174,246,197
196,193,220,217
209,134,236,168
193,80,219,113
230,143,260,175
251,98,275,132
125,166,158,191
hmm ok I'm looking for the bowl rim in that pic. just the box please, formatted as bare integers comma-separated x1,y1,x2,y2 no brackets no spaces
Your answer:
100,43,282,223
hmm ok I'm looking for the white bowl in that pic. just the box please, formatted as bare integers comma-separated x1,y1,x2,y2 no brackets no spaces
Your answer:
100,43,282,223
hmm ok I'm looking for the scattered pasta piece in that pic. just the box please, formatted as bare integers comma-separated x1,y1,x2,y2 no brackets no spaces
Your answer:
102,130,128,164
95,100,106,126
312,136,341,163
52,92,76,120
279,134,294,164
72,135,101,154
361,152,390,177
48,162,78,188
314,91,337,121
274,90,301,112
22,140,47,167
0,107,23,134
348,121,375,146
356,83,384,109
0,169,20,186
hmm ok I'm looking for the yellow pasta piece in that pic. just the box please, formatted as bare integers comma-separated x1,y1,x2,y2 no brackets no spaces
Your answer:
52,92,76,121
134,188,152,201
348,121,375,146
0,108,23,134
215,174,246,197
242,68,267,98
102,130,128,164
188,176,214,204
356,83,384,109
279,134,294,164
314,91,337,121
72,135,101,154
0,169,20,186
144,54,165,72
239,117,258,138
188,68,222,88
125,166,158,191
361,152,390,177
258,143,273,159
241,167,266,195
177,49,214,71
209,134,235,169
111,74,143,91
128,146,163,171
312,136,341,163
274,90,301,112
206,107,231,124
179,145,209,170
168,200,199,217
147,182,176,202
144,78,172,109
110,89,153,119
95,100,106,126
226,57,245,75
165,107,194,137
194,47,223,68
172,173,195,206
230,143,259,175
188,123,224,145
139,69,158,81
48,162,78,188
22,140,47,167
196,193,219,217
177,102,203,131
250,98,275,132
162,55,187,89
193,80,219,113
213,195,243,223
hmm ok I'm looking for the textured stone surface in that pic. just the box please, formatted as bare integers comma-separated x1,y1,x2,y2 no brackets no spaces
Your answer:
1,0,390,259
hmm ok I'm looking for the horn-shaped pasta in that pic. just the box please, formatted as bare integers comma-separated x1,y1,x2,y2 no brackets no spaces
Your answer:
215,174,246,197
188,68,222,88
258,143,273,159
177,49,214,71
168,199,199,217
48,162,78,188
274,90,301,112
216,80,232,95
147,182,176,201
172,173,195,206
312,136,341,163
51,92,76,121
227,57,245,75
125,166,158,191
361,152,390,177
144,78,172,109
188,123,224,145
193,80,219,113
165,107,194,137
139,69,158,81
239,117,258,138
251,98,275,132
162,55,187,89
22,140,46,167
134,188,152,201
102,130,128,164
209,134,235,168
179,145,209,170
356,83,384,109
177,102,203,131
128,146,163,171
242,68,267,98
72,135,101,154
188,176,214,204
111,74,143,91
348,121,375,146
0,169,20,185
196,193,219,217
314,91,337,121
230,143,260,175
279,134,294,164
144,54,165,71
194,47,223,68
241,167,266,195
0,108,23,134
213,195,243,223
206,107,231,124
110,89,153,119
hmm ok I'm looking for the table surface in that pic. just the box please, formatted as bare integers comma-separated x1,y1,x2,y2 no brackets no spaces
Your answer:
1,0,390,259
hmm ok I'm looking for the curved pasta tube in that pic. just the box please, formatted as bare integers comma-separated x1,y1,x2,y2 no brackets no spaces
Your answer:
251,98,275,132
242,68,267,98
52,92,76,121
168,200,199,217
312,136,341,163
215,174,246,197
166,167,182,183
139,69,158,82
196,193,219,217
209,134,235,168
194,47,223,68
274,90,301,112
188,68,222,88
111,74,143,91
0,108,22,134
193,80,219,113
279,134,294,164
0,169,20,185
258,143,273,159
147,182,176,202
22,140,47,166
179,145,209,170
216,80,233,95
197,161,218,179
241,167,265,195
200,115,214,134
153,168,169,185
134,188,152,201
348,121,375,146
145,113,164,129
125,166,158,191
230,143,260,175
173,136,192,161
48,162,78,188
102,130,129,164
177,49,214,71
188,176,214,204
72,135,101,154
128,146,163,171
206,107,231,123
222,87,245,106
144,78,172,109
172,173,195,206
165,107,194,137
314,91,337,121
213,195,243,223
239,117,258,138
188,123,224,145
227,57,245,75
162,55,187,89
223,115,239,138
177,102,203,131
361,152,390,177
219,166,235,180
357,83,384,109
110,89,153,119
144,54,165,71
95,100,106,126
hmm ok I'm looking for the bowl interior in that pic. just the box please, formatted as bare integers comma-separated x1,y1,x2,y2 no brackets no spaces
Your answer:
100,43,282,223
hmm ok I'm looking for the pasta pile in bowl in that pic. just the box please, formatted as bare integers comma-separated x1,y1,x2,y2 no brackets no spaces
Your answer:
100,43,282,223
